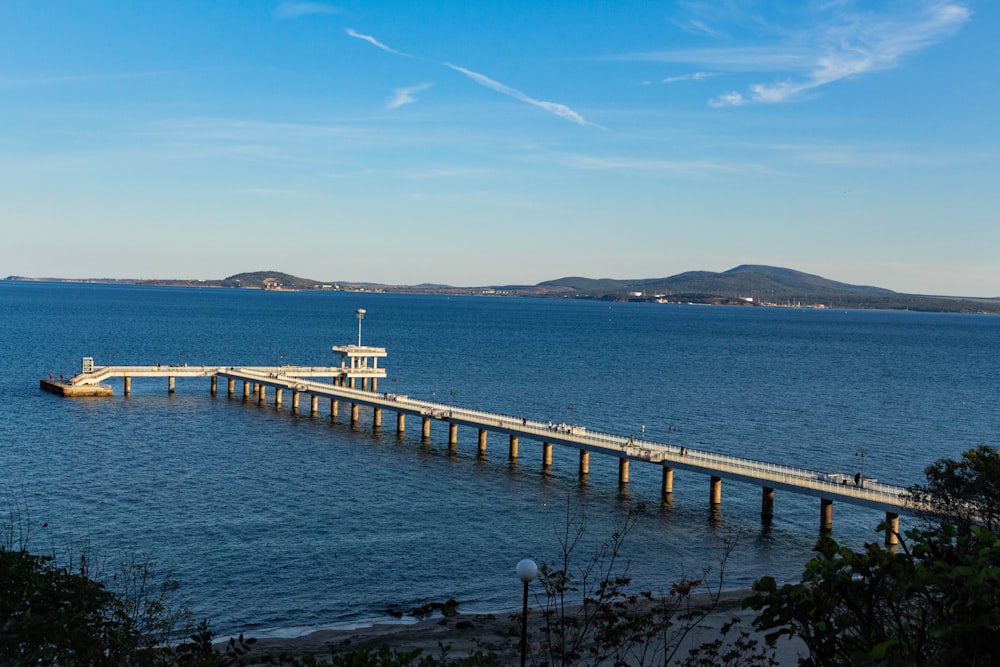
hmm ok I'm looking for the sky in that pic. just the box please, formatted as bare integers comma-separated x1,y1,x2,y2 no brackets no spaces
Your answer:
1,1,998,296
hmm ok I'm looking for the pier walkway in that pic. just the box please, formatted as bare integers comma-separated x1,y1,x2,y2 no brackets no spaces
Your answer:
45,347,920,544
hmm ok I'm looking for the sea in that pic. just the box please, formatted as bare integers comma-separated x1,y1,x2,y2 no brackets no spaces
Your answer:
1,281,998,638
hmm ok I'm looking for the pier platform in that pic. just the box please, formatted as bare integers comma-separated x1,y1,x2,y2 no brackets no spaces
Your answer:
40,379,113,397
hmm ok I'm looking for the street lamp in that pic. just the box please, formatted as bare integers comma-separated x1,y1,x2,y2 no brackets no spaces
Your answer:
355,308,366,347
856,449,866,487
516,558,537,667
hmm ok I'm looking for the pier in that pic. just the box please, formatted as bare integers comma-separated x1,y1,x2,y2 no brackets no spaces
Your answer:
46,344,917,545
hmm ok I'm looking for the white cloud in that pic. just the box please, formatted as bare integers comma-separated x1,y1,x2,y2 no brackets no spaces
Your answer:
344,28,412,58
444,64,594,127
273,2,338,19
387,83,432,109
662,71,717,84
629,2,972,107
346,28,594,127
708,91,747,108
738,1,972,105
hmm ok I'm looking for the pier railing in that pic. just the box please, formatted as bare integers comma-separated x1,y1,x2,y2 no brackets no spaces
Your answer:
61,362,920,517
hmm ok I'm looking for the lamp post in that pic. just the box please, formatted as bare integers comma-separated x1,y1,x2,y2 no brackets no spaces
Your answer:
856,449,866,487
516,558,537,667
355,308,366,347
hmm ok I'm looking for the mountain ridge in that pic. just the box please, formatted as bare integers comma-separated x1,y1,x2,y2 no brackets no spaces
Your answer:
5,266,999,314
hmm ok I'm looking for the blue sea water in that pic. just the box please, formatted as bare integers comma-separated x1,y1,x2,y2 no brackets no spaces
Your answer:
1,281,999,636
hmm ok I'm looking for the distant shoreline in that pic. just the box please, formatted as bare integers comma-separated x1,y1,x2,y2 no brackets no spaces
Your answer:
5,274,999,314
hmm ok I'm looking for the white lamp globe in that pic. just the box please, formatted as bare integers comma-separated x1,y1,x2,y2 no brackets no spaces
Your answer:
516,558,538,583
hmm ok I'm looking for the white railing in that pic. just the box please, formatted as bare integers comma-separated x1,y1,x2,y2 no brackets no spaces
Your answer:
66,366,914,510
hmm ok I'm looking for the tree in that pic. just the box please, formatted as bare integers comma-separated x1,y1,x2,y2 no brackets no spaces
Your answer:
907,444,1000,531
1,547,126,665
746,525,1000,666
530,501,775,667
745,446,1000,666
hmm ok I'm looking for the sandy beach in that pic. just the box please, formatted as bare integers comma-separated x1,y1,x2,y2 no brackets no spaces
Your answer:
238,591,807,665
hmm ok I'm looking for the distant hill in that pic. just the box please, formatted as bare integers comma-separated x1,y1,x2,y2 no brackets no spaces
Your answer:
535,265,998,313
6,266,1000,313
220,271,329,290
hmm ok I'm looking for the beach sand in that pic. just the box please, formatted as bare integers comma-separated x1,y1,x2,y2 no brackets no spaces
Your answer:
237,591,807,665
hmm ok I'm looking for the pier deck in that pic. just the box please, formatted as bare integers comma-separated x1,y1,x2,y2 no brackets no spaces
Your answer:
50,353,921,542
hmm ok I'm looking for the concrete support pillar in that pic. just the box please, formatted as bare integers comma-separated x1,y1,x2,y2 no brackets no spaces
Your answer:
761,487,775,521
509,435,519,460
618,458,630,485
291,391,300,411
422,417,431,439
258,385,266,403
168,376,175,394
371,378,377,393
275,388,283,407
542,442,553,468
243,381,250,399
710,476,722,505
579,450,590,476
350,403,359,424
448,422,458,445
373,407,382,429
661,467,674,495
396,412,405,434
228,378,235,396
820,498,833,532
211,376,217,396
330,399,339,420
310,395,318,415
885,512,900,546
361,377,367,391
349,377,355,389
124,376,131,396
478,429,487,456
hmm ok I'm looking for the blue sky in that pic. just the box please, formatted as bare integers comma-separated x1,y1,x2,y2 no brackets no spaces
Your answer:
2,1,997,296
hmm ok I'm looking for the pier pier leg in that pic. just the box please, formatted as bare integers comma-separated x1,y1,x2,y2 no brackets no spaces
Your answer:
542,442,552,469
330,399,339,420
710,476,722,506
350,403,359,425
373,408,382,429
618,458,630,485
124,376,131,396
168,376,175,394
310,395,318,415
275,388,283,407
258,385,266,403
448,423,458,451
349,378,355,389
361,378,367,391
292,391,300,412
820,498,833,532
509,435,519,460
885,512,900,546
478,429,487,456
396,412,405,435
579,450,589,476
422,417,431,439
228,378,235,397
661,467,674,495
371,378,377,393
761,487,775,521
243,381,250,399
211,376,217,396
